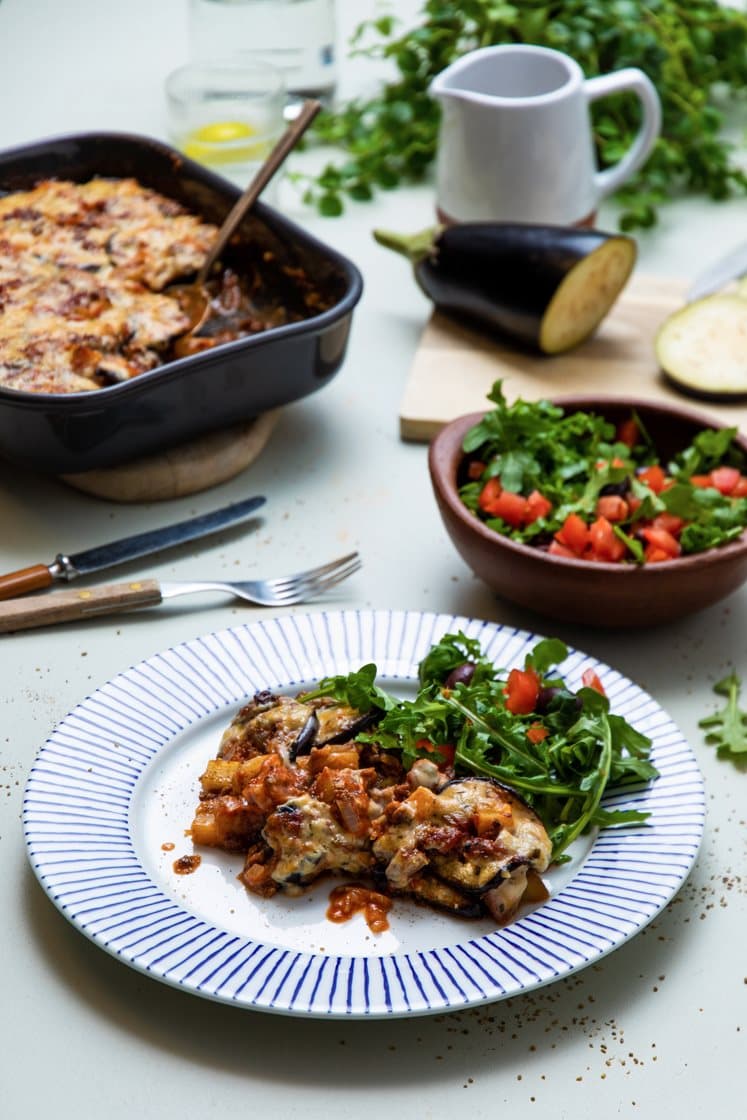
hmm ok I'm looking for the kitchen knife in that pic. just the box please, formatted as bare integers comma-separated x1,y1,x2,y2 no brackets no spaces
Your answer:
687,240,747,302
0,494,266,601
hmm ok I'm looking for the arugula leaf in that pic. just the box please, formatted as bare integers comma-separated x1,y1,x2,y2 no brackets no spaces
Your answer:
301,664,395,713
417,630,493,688
671,427,741,478
524,637,568,677
699,672,747,761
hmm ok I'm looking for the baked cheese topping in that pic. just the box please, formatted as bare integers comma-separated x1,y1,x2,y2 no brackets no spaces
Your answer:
0,177,217,394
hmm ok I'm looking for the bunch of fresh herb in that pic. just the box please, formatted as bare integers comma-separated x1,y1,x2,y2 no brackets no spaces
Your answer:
699,672,747,761
306,0,747,227
309,631,658,860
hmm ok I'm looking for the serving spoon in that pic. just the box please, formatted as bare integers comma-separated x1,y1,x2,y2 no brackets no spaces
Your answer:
170,97,322,339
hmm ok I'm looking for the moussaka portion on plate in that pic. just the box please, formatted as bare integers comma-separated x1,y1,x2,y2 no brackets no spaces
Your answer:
190,688,553,927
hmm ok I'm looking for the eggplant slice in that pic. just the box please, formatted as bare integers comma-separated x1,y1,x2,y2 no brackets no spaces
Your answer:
655,293,747,400
372,776,552,923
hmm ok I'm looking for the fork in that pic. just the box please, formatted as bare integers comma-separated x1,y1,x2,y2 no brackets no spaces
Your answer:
0,552,362,633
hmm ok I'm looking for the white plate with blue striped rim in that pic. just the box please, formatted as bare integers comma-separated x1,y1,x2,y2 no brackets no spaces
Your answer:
23,609,705,1019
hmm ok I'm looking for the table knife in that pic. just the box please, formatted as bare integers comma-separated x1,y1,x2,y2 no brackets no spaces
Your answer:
687,240,747,301
0,494,266,601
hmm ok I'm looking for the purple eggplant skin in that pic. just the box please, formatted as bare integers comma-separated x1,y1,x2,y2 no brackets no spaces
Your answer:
373,222,636,354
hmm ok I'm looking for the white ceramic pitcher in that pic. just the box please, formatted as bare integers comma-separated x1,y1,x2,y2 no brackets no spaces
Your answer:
430,44,661,226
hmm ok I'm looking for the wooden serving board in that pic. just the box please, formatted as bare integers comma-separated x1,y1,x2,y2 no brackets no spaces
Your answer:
399,274,747,440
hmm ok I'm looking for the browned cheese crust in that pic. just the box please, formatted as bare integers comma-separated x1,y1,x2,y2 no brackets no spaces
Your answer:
0,177,215,393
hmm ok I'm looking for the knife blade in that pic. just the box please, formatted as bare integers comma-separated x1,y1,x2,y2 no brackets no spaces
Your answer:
0,494,266,601
687,240,747,302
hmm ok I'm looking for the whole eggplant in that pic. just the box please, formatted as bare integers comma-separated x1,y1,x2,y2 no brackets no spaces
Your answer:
373,222,636,354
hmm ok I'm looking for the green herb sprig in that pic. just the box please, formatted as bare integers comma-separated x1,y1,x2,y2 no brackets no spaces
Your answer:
305,1,747,228
699,672,747,761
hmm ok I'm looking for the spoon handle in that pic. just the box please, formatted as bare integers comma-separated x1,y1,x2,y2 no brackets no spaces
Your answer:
197,98,322,285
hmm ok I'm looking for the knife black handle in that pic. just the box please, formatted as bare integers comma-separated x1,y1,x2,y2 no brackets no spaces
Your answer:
0,564,54,601
0,579,163,632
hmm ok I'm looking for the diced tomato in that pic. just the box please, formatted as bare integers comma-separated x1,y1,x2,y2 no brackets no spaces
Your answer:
640,525,681,557
467,460,486,481
616,418,639,448
488,488,528,528
415,739,456,768
526,723,549,744
644,545,671,564
733,476,747,498
504,668,540,715
650,513,685,536
581,668,606,695
588,516,626,562
638,464,667,494
627,494,643,514
689,474,713,489
555,512,590,555
525,489,553,523
478,477,503,514
595,494,629,522
710,466,741,495
548,539,578,559
596,456,628,470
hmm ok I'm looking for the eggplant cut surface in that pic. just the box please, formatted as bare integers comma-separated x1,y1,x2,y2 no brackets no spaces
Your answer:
655,293,747,400
374,222,636,355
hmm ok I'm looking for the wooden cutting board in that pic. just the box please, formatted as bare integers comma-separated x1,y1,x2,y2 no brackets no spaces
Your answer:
399,274,747,439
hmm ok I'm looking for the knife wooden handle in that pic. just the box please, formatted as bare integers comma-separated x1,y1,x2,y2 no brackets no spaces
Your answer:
0,579,163,633
0,564,54,601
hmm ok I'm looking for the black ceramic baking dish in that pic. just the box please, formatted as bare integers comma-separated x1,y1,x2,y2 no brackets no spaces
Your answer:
0,131,363,474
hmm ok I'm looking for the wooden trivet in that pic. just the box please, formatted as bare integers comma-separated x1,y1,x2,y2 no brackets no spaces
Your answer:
60,410,279,502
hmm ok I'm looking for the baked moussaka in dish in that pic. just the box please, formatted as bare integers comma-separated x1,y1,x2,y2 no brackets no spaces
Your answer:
0,177,328,394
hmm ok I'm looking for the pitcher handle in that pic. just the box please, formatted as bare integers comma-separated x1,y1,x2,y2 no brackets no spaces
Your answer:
584,68,661,200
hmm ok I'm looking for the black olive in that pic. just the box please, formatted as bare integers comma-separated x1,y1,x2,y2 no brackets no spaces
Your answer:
536,686,582,713
599,478,630,497
444,662,475,689
535,686,560,712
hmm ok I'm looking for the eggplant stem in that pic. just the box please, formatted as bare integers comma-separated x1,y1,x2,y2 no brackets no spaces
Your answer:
372,225,442,264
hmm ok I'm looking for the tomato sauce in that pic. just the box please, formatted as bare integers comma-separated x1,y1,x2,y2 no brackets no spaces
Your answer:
326,883,392,933
173,854,201,875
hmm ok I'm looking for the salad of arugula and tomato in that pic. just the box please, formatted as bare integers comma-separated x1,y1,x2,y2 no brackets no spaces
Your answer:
310,631,658,863
459,383,747,565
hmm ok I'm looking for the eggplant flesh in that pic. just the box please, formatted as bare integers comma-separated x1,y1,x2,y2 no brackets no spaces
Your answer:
655,293,747,401
371,775,551,922
218,691,379,763
374,222,636,355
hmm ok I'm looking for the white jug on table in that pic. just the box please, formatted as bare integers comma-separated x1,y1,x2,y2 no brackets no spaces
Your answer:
430,44,661,226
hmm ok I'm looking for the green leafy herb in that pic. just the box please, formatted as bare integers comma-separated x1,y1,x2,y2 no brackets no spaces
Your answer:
351,632,658,860
301,663,395,713
699,672,747,761
305,1,747,228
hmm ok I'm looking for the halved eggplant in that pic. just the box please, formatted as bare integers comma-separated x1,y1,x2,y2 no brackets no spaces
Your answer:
655,292,747,401
373,222,636,354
